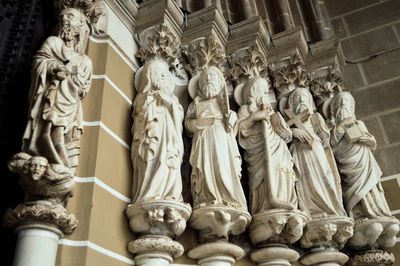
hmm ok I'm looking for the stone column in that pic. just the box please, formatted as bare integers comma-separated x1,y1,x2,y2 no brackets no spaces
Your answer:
125,1,191,265
182,6,251,266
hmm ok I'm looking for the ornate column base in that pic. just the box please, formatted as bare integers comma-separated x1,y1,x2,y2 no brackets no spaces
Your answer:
189,205,251,242
187,241,244,266
4,201,78,266
128,236,184,266
347,250,395,266
250,245,300,266
300,250,349,266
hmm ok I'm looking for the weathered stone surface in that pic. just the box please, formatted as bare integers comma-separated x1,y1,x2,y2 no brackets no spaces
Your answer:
363,117,385,147
344,0,400,35
381,178,400,211
352,78,400,118
380,110,400,144
341,26,399,61
325,0,379,18
362,49,400,84
375,145,400,176
342,63,364,89
331,18,347,39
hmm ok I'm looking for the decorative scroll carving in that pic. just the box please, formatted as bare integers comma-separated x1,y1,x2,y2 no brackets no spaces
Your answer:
185,66,250,242
183,35,225,75
329,91,400,251
4,202,78,234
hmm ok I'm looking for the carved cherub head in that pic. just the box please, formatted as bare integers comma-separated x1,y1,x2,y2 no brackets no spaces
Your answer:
28,156,49,181
288,88,315,115
138,59,174,94
198,66,224,99
58,8,89,54
330,91,356,124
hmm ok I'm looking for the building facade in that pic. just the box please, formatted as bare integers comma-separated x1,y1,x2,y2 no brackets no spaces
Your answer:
1,0,400,265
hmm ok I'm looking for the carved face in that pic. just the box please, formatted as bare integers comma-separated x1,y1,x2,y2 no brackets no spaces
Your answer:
29,157,48,181
150,62,174,92
334,92,355,123
291,89,313,115
250,79,269,106
59,8,85,43
199,67,223,99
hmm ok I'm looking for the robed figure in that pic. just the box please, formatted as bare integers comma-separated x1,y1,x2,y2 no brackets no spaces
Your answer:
185,66,247,211
131,59,184,203
237,77,297,214
330,92,394,220
22,8,92,173
287,88,347,218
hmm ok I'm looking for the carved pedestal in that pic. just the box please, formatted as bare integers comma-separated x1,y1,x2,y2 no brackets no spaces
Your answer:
126,200,191,265
300,216,354,266
188,241,244,266
250,245,300,266
249,210,308,265
347,250,395,266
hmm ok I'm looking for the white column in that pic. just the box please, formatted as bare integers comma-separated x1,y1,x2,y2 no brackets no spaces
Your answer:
13,227,62,266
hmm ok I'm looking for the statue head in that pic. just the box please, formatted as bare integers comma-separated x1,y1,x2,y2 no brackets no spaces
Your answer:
28,156,49,181
288,88,315,115
199,66,224,99
138,59,174,93
58,8,89,54
243,77,270,108
331,91,356,124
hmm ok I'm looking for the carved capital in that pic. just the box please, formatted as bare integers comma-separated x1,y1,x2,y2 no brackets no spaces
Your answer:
136,24,180,65
250,209,309,246
190,206,251,243
347,217,400,251
301,216,354,250
126,200,191,239
4,202,78,234
183,35,226,76
229,46,269,85
270,55,308,101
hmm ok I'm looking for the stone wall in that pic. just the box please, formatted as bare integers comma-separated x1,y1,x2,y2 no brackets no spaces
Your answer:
325,0,400,258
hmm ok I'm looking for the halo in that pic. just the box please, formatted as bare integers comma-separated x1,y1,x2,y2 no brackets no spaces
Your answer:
233,83,245,106
322,97,334,119
134,66,144,92
188,74,200,99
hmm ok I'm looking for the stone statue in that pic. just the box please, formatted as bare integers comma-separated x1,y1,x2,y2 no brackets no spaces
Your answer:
22,8,92,173
185,66,247,210
185,66,250,243
330,91,399,250
131,58,184,203
236,77,308,247
287,87,346,218
237,77,297,214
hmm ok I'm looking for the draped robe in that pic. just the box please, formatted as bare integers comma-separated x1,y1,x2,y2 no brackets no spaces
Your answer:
331,120,393,220
238,106,297,214
131,91,184,203
22,36,92,169
185,98,247,210
291,116,347,218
